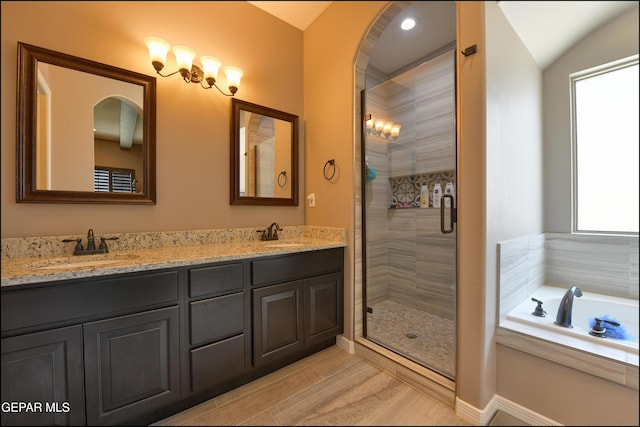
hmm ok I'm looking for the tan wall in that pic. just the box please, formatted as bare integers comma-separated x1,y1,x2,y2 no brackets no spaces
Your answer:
455,0,489,411
1,1,304,237
303,1,389,344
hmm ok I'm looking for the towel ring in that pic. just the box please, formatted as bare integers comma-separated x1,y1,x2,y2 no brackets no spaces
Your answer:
277,171,287,188
323,159,336,181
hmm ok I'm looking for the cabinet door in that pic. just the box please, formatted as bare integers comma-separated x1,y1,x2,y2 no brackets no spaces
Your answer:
1,325,85,426
304,273,343,347
253,281,304,368
83,306,180,425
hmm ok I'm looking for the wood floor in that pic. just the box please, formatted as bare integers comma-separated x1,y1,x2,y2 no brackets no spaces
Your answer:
154,345,471,426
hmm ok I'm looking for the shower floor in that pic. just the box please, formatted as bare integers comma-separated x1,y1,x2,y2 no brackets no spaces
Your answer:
366,299,455,378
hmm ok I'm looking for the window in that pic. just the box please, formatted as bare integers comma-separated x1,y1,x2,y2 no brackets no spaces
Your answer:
571,55,639,235
94,166,136,193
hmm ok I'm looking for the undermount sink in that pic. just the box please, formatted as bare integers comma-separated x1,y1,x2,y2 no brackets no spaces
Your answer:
29,253,140,270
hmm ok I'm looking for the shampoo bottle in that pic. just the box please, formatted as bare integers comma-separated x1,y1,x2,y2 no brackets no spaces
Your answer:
420,185,429,208
444,182,454,208
432,183,442,208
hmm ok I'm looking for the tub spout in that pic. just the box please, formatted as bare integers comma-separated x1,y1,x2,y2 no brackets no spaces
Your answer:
554,286,583,328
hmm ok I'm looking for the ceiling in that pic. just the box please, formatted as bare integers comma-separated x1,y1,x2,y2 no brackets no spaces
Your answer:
247,1,332,30
247,1,637,72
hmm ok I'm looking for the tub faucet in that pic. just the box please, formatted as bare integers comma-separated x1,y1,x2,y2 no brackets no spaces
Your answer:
554,286,583,328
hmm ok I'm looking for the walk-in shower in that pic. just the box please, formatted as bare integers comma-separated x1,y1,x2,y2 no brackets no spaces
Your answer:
361,3,457,379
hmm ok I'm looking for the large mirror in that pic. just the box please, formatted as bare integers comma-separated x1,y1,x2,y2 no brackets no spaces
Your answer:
230,99,298,206
16,42,156,204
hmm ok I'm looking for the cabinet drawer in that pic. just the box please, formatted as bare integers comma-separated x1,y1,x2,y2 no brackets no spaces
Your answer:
251,248,343,286
189,263,244,298
190,293,245,346
1,271,178,333
190,334,246,393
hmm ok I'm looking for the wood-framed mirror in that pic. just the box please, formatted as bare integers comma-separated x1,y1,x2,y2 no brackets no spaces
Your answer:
230,99,299,206
16,42,156,204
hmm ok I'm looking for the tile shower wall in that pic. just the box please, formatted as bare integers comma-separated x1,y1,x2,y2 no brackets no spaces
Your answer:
365,51,456,320
498,233,638,320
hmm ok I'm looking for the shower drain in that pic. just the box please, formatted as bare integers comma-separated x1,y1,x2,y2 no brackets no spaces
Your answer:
405,333,418,339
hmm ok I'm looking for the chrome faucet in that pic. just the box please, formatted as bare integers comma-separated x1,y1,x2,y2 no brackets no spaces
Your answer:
554,286,583,328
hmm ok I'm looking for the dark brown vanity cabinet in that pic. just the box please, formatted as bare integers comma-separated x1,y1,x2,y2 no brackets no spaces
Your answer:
1,246,344,425
1,270,180,426
1,325,85,426
186,262,251,395
251,248,344,369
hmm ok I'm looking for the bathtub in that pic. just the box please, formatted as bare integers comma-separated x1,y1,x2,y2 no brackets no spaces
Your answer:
503,285,638,366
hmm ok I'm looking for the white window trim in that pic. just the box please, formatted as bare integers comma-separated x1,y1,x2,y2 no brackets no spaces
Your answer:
570,54,639,236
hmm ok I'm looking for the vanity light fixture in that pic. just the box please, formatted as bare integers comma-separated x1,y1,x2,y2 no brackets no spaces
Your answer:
365,114,401,141
144,37,243,96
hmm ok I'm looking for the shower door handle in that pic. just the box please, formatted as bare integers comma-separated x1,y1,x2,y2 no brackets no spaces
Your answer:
440,195,456,234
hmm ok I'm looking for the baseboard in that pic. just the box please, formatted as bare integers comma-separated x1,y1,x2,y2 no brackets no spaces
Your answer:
455,395,562,426
335,335,355,353
455,396,497,425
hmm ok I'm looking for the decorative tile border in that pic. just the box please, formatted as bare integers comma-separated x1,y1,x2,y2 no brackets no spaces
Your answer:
389,170,455,208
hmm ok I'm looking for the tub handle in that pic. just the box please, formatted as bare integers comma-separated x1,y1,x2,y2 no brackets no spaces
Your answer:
531,298,546,317
595,317,620,327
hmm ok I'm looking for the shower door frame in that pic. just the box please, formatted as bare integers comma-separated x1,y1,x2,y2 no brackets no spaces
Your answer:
359,52,459,378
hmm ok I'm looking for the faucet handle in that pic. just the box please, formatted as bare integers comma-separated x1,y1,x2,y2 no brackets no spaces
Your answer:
531,298,546,317
62,238,84,255
99,236,119,253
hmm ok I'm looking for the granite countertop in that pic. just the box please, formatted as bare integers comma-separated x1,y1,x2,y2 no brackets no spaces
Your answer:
1,227,347,288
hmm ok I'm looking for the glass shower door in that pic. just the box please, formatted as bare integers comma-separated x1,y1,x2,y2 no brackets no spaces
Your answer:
362,50,457,379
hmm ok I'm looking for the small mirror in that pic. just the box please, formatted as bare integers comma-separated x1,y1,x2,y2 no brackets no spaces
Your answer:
16,42,156,204
231,99,298,206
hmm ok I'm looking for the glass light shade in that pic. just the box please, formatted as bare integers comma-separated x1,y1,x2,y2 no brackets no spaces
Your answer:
172,46,196,72
144,37,171,65
200,56,221,81
374,119,385,133
224,66,244,89
383,121,394,135
391,124,401,138
366,117,374,130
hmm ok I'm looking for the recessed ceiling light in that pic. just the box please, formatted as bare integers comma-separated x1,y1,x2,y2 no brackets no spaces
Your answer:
400,17,416,31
